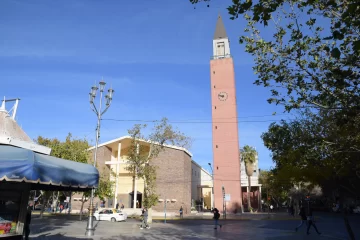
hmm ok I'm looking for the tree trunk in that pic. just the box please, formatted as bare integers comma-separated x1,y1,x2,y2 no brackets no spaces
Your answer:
39,192,48,219
68,191,72,215
148,208,153,224
52,191,59,213
247,176,252,212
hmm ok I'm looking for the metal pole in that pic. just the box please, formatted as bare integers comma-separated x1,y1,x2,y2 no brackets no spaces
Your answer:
85,88,103,237
208,163,214,209
267,189,270,218
164,194,167,224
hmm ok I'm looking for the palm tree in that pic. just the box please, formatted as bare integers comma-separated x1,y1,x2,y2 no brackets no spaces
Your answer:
240,145,257,212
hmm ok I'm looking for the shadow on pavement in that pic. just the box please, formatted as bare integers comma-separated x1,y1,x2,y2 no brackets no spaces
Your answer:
31,233,92,240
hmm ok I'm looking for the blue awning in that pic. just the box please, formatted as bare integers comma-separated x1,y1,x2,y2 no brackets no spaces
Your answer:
0,145,99,190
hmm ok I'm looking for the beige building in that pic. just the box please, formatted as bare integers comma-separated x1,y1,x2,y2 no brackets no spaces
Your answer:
191,161,213,210
71,136,213,215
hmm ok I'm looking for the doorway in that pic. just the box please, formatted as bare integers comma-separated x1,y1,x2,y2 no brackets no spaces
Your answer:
129,191,142,208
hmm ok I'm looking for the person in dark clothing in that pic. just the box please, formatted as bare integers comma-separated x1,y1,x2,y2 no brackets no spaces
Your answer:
116,203,119,209
295,206,307,231
140,208,150,229
306,207,321,235
179,206,183,219
290,205,295,216
24,202,33,240
212,208,222,230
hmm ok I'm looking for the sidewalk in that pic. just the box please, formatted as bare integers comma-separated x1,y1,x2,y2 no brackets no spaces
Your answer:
31,211,301,221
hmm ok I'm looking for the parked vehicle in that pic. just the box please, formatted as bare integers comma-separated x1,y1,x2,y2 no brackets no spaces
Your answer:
353,206,360,214
93,208,127,222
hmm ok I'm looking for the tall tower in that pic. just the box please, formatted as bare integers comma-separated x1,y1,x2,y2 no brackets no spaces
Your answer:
210,15,242,212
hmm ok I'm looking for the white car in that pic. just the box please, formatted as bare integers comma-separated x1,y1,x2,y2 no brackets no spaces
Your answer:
93,208,127,222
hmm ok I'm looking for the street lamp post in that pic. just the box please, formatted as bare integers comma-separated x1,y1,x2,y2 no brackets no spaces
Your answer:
85,81,114,237
208,163,214,210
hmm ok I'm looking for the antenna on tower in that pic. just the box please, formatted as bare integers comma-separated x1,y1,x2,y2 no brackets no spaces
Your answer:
1,97,21,120
0,96,5,112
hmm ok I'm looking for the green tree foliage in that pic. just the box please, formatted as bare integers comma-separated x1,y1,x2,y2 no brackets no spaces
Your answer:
126,118,192,209
36,133,114,219
261,110,359,239
262,110,360,198
259,169,291,207
37,133,89,163
189,0,359,114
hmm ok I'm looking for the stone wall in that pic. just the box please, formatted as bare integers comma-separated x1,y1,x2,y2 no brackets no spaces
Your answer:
151,147,192,214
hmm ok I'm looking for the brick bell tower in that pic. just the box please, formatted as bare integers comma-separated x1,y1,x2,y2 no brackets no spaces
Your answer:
210,14,243,213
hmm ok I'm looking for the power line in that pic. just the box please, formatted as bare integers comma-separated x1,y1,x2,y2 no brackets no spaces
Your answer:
102,118,293,124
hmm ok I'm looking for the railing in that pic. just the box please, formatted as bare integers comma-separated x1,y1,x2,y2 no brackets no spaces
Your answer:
210,54,232,60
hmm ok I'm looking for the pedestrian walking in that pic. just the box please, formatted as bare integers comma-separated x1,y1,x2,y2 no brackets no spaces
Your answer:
140,208,150,229
121,204,124,210
116,203,119,209
290,205,295,216
212,208,222,230
295,206,307,232
179,206,183,219
23,202,33,240
306,208,321,235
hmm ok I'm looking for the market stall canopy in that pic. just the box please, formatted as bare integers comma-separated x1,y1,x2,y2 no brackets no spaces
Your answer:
0,145,99,191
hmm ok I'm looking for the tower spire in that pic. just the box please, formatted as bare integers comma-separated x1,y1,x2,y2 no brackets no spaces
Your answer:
213,14,227,39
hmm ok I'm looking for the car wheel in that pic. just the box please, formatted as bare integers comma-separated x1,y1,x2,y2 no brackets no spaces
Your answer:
111,217,116,222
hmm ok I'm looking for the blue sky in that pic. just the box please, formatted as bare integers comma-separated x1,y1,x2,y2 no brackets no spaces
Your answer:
1,0,294,171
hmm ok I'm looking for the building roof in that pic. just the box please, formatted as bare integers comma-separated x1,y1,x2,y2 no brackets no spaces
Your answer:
213,14,228,39
191,160,212,177
88,135,192,157
0,111,51,155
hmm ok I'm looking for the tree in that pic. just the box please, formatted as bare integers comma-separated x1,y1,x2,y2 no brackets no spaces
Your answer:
36,133,114,220
258,169,292,209
240,145,257,211
190,0,360,114
125,118,192,221
261,110,359,239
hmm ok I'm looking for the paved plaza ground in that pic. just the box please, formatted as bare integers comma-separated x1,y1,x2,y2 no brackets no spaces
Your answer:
28,213,360,240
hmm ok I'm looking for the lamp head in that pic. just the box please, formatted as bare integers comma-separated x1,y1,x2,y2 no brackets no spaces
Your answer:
89,93,95,104
208,163,211,166
105,94,111,106
91,85,98,97
108,88,114,99
99,81,106,92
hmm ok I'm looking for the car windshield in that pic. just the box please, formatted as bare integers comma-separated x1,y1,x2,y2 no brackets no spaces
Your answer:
114,209,121,213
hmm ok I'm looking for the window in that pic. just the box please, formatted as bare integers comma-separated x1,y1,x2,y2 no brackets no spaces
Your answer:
214,106,216,109
216,42,225,56
213,71,215,74
216,145,218,148
215,126,217,129
253,170,257,173
214,85,216,88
